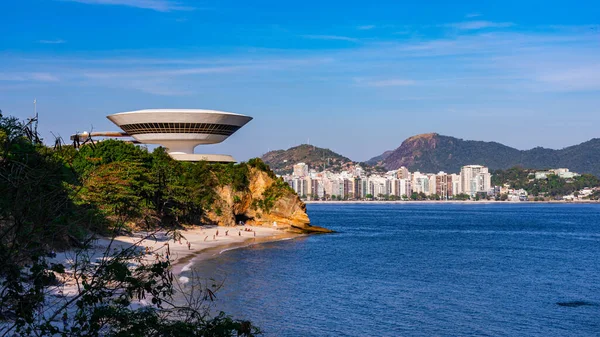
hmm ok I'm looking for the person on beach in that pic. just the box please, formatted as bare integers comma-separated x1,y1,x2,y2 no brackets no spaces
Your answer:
187,242,191,250
213,235,216,240
239,231,241,236
204,236,208,241
225,230,229,236
216,230,219,236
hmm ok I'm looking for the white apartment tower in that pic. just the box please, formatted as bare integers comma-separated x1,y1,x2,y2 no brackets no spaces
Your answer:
460,165,491,197
451,173,462,196
293,162,309,177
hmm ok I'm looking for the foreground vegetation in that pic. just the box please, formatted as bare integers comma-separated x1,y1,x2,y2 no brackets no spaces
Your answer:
0,111,269,336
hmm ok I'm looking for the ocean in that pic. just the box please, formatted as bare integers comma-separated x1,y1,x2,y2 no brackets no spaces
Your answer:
183,203,600,336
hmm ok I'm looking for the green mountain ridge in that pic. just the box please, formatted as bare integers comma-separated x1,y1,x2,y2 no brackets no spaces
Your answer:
265,134,600,177
374,133,600,176
261,144,353,175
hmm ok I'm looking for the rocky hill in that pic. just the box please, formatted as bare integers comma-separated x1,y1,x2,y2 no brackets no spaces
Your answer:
207,164,331,233
262,144,353,175
45,138,331,237
373,133,600,176
364,150,393,166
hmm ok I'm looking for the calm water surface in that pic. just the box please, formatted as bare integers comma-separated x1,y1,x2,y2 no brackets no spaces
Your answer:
183,204,600,336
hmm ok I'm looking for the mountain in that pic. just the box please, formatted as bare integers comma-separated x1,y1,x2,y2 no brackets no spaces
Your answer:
261,144,352,175
365,150,394,166
377,133,600,176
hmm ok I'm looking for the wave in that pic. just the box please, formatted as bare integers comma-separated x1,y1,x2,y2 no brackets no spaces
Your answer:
180,261,194,272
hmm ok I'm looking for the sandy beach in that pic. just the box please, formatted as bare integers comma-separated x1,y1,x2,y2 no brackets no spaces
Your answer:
49,225,300,297
115,225,297,273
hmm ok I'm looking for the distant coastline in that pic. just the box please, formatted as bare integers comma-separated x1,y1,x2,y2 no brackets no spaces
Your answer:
304,200,600,205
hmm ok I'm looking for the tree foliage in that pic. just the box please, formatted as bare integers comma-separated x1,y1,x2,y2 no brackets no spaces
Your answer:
0,112,265,336
492,167,600,197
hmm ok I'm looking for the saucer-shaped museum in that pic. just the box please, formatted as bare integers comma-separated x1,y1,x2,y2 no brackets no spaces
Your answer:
106,109,252,162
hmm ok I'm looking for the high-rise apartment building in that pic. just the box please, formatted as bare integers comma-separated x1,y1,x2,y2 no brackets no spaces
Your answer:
398,179,411,197
450,173,462,196
436,172,449,199
427,173,437,196
396,166,410,180
460,165,491,197
293,162,309,177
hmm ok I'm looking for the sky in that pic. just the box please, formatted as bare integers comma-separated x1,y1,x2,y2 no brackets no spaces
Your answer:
0,0,599,161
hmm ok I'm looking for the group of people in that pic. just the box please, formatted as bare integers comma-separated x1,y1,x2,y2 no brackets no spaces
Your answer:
145,224,260,263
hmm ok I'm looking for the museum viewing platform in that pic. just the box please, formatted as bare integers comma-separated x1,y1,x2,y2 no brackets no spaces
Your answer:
71,109,252,162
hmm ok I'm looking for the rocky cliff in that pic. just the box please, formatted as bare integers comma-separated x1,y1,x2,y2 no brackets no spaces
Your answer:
206,167,332,234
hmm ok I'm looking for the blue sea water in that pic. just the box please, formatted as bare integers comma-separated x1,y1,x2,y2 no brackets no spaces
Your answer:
184,204,600,336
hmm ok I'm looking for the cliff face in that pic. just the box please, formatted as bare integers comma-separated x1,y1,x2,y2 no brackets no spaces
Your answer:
206,167,331,234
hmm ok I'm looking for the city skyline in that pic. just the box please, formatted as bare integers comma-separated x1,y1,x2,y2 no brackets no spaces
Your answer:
1,0,599,161
285,162,494,200
283,161,590,201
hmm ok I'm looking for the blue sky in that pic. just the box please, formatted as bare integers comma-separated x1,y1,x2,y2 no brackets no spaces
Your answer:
1,0,599,161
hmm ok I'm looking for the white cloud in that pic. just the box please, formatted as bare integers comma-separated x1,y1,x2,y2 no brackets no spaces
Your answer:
5,25,599,96
120,79,192,95
301,35,358,42
0,72,59,82
30,73,60,82
1,55,331,95
536,65,600,91
357,25,375,30
38,39,67,44
465,13,481,18
444,21,514,30
82,65,245,79
61,0,193,12
356,78,416,87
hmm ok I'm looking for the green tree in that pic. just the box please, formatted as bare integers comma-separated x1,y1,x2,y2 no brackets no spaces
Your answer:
81,161,153,221
0,112,261,336
453,193,471,201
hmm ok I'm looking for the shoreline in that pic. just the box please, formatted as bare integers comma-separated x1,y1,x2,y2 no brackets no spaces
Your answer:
112,225,300,275
304,200,600,204
170,229,302,275
50,225,299,297
35,225,301,320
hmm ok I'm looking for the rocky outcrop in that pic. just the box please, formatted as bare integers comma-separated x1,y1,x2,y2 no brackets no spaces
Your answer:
206,167,332,234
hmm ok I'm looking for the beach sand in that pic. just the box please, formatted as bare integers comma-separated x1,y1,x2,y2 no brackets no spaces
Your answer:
140,225,300,274
49,225,300,297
